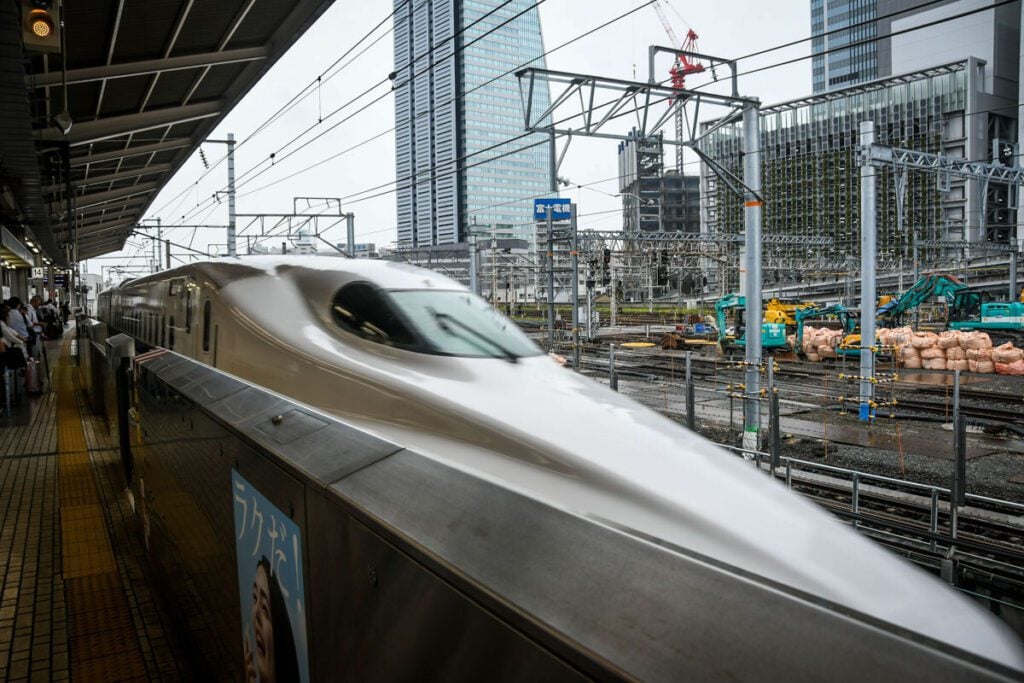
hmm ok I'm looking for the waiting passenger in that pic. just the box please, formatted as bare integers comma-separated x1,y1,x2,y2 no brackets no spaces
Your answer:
0,305,28,361
5,298,30,341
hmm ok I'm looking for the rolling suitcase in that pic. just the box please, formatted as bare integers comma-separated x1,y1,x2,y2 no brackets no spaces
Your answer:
25,358,40,393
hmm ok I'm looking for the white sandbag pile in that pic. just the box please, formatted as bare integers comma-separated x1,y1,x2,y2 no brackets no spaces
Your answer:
877,326,913,349
801,324,1023,375
992,342,1024,375
800,325,844,362
892,329,1024,374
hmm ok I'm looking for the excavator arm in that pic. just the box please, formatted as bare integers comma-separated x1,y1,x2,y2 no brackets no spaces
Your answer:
882,274,967,323
715,294,742,344
795,304,850,348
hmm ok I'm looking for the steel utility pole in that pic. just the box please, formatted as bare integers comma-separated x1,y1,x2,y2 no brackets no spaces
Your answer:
469,231,479,295
571,203,580,369
345,213,355,257
227,133,236,257
610,266,618,327
859,121,877,421
547,206,555,350
205,134,237,257
742,103,763,452
491,224,498,304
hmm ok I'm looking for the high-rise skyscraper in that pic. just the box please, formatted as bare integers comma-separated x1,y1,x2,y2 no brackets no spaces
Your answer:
811,0,879,93
812,1,1021,94
393,0,552,248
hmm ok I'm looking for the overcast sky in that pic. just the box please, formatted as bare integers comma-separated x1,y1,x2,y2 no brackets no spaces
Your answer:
85,0,811,277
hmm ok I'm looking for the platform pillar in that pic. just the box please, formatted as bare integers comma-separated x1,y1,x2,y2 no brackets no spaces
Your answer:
741,103,762,451
858,121,877,421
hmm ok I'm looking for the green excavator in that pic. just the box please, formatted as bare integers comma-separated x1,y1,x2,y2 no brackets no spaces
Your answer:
714,294,789,352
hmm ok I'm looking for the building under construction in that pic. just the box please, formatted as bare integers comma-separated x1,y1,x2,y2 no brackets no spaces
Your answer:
618,130,700,234
699,59,1017,294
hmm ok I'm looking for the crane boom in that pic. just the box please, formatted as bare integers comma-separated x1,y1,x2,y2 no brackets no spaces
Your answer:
652,1,679,48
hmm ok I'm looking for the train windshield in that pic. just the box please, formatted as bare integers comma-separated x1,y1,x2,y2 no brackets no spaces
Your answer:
388,290,541,360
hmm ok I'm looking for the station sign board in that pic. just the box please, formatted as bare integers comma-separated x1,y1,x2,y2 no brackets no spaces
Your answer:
533,197,571,220
31,266,44,279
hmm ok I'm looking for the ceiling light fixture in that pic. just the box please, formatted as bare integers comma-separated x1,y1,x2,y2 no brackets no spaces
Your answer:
27,9,52,37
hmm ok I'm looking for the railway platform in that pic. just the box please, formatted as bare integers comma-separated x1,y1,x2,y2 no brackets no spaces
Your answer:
0,330,188,681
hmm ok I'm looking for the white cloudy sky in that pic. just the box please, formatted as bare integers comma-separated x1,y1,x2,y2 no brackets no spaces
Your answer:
85,0,810,277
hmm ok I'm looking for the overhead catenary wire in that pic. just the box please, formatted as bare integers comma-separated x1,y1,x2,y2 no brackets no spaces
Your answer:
177,0,1005,231
160,0,957,221
165,0,661,239
148,0,420,217
161,0,664,232
128,0,1016,264
158,0,540,230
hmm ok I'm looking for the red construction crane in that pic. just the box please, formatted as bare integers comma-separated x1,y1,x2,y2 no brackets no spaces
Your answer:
652,2,704,89
670,29,704,89
650,1,703,171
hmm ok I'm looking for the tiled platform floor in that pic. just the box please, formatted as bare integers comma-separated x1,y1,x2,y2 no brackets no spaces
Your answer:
0,332,191,681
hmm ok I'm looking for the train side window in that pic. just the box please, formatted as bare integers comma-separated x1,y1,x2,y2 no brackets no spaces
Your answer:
169,317,175,350
160,315,166,347
202,300,211,352
185,288,193,333
331,282,418,349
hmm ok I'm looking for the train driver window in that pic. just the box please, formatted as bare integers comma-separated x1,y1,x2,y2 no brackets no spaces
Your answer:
202,300,211,352
389,289,541,360
331,282,418,349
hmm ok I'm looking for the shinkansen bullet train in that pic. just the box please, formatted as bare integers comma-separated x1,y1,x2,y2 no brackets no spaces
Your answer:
97,255,1024,671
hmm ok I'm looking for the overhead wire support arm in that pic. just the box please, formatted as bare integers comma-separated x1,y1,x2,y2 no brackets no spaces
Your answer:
646,43,739,98
574,231,832,245
916,239,1017,253
862,141,1023,302
861,144,1024,185
515,67,756,145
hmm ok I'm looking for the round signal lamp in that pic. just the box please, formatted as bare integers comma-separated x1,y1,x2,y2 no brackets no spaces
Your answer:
29,10,53,38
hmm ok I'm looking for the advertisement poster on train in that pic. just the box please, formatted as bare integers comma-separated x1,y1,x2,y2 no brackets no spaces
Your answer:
232,470,309,682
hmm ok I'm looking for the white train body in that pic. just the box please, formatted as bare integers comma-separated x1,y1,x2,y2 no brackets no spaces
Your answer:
97,256,1023,669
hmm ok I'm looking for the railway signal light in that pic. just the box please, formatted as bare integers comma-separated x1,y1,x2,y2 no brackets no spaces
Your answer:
602,248,611,265
21,0,61,54
994,139,1017,167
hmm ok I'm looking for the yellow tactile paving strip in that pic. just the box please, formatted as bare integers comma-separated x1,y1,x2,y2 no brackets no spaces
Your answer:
55,342,148,681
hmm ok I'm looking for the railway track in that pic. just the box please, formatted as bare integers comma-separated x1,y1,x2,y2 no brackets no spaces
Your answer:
799,486,1024,594
562,340,1024,597
738,456,1024,603
559,340,1024,599
569,342,1024,425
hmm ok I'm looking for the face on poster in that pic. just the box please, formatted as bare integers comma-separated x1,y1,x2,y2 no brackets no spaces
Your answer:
232,470,309,683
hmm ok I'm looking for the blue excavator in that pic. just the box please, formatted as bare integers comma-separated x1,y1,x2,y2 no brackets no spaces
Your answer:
793,304,858,354
880,273,1024,344
715,294,789,352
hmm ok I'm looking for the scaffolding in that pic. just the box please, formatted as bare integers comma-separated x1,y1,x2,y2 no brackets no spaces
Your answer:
699,60,1015,293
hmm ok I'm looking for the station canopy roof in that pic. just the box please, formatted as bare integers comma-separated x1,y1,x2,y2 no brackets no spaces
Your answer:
1,0,334,266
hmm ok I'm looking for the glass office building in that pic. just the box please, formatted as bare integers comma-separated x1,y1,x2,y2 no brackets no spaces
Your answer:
811,0,879,93
393,0,552,248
